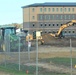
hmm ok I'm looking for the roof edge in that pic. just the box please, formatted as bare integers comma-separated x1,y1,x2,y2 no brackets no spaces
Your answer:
22,2,76,8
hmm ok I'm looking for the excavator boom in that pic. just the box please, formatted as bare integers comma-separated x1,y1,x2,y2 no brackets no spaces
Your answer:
50,20,76,38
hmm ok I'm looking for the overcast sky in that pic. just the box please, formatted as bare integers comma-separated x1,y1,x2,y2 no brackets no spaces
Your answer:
0,0,76,25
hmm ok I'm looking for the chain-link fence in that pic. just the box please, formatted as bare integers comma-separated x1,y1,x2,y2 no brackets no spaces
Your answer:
38,37,76,75
0,34,76,75
0,34,37,74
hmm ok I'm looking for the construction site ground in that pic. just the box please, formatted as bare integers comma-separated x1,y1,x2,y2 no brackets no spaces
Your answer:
0,33,76,75
0,45,76,75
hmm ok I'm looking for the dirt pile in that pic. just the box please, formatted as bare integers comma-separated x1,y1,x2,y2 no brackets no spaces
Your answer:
42,34,76,47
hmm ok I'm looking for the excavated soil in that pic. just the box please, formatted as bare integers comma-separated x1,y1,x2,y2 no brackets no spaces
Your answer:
42,34,76,47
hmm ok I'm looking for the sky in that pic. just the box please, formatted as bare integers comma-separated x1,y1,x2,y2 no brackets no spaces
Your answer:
0,0,76,25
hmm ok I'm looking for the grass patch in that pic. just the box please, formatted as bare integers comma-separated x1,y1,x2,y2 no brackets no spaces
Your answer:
0,63,69,75
0,63,47,75
0,57,73,75
0,63,35,75
40,57,76,67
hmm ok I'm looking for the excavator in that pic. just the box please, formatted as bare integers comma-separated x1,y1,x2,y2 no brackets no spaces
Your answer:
50,20,76,38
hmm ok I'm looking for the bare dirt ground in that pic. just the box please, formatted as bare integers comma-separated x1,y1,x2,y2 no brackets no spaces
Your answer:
0,46,76,74
0,71,10,75
25,62,71,73
24,46,76,74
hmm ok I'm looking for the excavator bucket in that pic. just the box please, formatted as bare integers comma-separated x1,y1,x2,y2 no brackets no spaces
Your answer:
49,33,55,37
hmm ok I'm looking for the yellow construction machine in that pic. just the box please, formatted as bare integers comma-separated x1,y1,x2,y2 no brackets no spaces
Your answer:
26,31,44,44
50,20,76,38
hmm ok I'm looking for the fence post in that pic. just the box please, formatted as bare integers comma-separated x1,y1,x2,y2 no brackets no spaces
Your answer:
70,39,72,75
36,37,38,75
28,41,30,62
4,35,6,68
19,36,21,71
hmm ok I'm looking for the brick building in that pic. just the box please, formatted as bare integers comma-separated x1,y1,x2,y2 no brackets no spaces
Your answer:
22,2,76,36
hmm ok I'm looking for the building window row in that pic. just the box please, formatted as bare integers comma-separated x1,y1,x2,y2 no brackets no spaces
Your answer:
32,8,75,12
43,31,75,33
38,14,75,20
39,8,75,12
64,31,75,33
32,23,75,27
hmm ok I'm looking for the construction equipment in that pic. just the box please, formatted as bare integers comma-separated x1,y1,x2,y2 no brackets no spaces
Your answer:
26,31,44,44
0,25,16,39
50,20,76,38
26,34,33,41
26,20,76,44
0,25,16,51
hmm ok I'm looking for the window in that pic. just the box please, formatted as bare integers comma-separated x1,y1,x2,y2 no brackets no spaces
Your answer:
48,8,50,12
72,8,74,12
44,8,46,12
33,24,35,26
33,24,35,27
53,31,55,33
32,16,35,19
44,15,47,20
72,15,74,19
48,32,51,33
40,15,43,20
57,24,58,26
44,15,49,20
49,24,51,26
56,15,58,19
73,31,75,33
45,24,47,26
32,8,35,12
69,31,71,33
68,8,70,12
60,8,63,12
48,15,50,20
64,8,66,12
40,8,42,12
53,24,54,26
56,8,58,12
68,15,70,19
40,24,43,26
52,15,54,19
46,15,49,20
65,31,66,33
52,8,55,12
60,15,63,19
61,24,62,26
64,15,66,19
